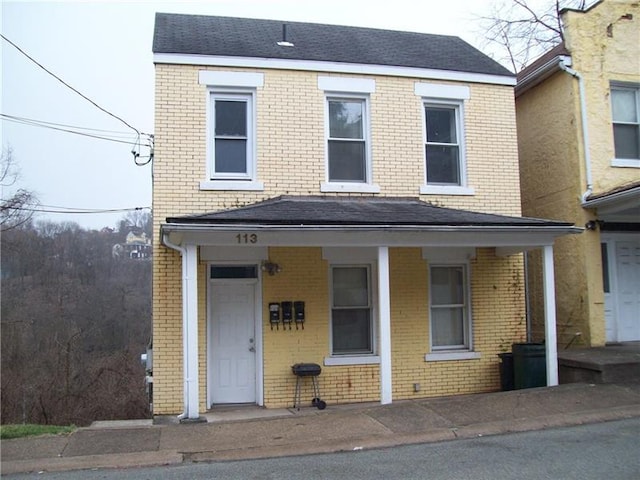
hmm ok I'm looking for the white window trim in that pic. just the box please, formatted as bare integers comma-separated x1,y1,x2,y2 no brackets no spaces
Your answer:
324,355,381,366
205,90,257,182
611,159,640,168
425,351,481,362
420,99,469,192
427,261,474,354
324,262,379,364
318,76,378,191
323,94,375,188
610,83,640,165
199,71,264,88
200,180,265,190
318,76,376,94
414,83,470,100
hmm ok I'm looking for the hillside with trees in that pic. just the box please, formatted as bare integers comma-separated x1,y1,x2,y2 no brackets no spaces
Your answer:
1,215,152,426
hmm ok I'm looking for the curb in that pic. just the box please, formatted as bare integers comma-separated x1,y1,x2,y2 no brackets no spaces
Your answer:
3,404,640,475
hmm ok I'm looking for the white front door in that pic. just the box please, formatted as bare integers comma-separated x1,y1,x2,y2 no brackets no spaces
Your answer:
209,282,257,404
604,238,640,343
615,241,640,342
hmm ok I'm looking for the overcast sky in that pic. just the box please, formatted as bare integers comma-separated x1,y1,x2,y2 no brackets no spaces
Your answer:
2,0,510,230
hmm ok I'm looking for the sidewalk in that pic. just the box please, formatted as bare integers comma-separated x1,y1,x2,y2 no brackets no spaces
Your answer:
3,382,640,475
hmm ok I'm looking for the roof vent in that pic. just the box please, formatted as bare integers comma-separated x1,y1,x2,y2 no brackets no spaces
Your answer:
277,24,294,47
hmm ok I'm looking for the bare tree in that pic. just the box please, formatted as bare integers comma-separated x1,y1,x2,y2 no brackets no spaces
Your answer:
0,147,39,231
480,0,589,73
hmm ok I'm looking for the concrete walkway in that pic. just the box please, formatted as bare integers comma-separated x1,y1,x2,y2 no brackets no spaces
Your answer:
2,382,640,475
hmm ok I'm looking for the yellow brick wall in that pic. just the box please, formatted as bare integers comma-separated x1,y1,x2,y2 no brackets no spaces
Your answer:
259,247,527,408
153,63,525,413
516,0,638,348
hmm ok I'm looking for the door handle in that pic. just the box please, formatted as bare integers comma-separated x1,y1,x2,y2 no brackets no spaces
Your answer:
249,346,256,352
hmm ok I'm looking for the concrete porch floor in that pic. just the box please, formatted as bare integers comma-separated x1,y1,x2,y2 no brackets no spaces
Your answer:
558,341,640,384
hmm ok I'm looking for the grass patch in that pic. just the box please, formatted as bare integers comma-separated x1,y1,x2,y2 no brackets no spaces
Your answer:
0,424,76,440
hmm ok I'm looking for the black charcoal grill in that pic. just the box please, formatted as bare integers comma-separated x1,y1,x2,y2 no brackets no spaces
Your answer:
292,363,326,410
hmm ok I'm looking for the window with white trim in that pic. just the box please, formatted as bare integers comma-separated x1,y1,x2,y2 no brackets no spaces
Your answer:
210,92,254,179
611,85,640,162
327,97,369,183
429,264,470,350
198,71,264,191
424,102,464,186
331,265,373,355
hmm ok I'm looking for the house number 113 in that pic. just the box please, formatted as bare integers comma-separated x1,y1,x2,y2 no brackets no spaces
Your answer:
236,233,258,244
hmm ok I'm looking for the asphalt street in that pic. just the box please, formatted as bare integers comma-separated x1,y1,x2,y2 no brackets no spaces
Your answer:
5,418,639,480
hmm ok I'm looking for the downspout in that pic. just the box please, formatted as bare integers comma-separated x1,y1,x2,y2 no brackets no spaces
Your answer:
162,233,189,421
558,57,593,202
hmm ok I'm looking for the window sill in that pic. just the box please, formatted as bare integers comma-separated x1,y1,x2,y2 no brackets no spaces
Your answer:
321,182,381,194
424,351,481,362
200,180,265,191
611,159,640,168
324,355,380,366
420,185,475,196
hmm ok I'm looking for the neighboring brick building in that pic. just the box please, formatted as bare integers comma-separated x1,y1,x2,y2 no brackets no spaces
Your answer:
152,13,578,419
516,0,639,348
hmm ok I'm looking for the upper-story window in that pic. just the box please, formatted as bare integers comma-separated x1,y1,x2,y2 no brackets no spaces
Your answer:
198,71,264,191
611,84,640,167
212,93,252,178
328,97,367,182
425,103,462,185
319,76,379,193
416,83,474,196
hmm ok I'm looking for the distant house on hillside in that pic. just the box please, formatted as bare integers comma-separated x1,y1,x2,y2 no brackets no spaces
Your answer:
151,13,578,420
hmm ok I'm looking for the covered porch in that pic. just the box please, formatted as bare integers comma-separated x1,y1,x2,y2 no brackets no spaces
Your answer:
161,196,580,421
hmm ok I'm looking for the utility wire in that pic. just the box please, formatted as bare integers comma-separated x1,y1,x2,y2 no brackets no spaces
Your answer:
1,114,150,147
1,33,142,137
6,205,151,215
0,114,138,136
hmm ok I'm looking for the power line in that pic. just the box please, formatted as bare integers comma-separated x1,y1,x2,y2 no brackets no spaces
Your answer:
1,114,150,147
6,205,151,215
1,33,141,137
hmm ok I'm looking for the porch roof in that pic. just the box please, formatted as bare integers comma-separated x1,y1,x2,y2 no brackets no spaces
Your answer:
167,196,571,227
162,196,580,251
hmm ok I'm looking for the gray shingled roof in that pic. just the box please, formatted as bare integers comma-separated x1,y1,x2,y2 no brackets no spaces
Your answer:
165,196,572,227
153,13,512,77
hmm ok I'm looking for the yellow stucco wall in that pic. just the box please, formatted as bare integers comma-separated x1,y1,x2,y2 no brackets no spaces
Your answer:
516,0,639,347
152,63,526,413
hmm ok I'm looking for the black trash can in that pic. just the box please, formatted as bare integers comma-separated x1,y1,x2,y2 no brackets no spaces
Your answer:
512,343,547,389
498,352,514,391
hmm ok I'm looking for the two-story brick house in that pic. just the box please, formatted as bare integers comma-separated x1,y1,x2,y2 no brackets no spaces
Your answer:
516,0,639,349
152,13,578,420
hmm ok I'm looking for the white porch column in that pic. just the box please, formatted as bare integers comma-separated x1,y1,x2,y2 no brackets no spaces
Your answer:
378,246,392,404
542,245,559,386
183,244,200,419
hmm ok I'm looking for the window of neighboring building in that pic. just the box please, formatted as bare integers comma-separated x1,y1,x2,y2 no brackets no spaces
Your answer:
611,85,640,164
429,265,470,350
424,102,463,186
327,97,369,183
330,265,373,355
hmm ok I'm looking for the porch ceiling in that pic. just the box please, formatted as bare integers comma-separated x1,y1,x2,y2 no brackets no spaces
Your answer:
162,196,580,250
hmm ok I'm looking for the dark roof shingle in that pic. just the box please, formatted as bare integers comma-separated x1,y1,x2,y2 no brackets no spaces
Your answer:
153,13,512,77
166,196,571,227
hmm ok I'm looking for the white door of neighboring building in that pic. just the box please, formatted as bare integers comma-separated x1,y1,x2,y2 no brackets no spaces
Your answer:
604,237,640,343
209,281,257,405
